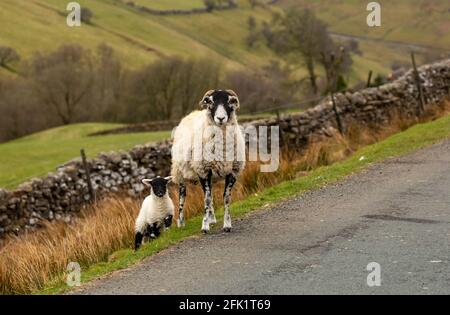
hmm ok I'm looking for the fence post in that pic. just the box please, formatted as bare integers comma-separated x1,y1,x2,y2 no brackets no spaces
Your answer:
275,109,285,147
80,149,95,202
331,93,344,135
366,70,373,88
410,52,425,113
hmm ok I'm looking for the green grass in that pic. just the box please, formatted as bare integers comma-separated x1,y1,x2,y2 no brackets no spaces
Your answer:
39,113,450,295
0,123,171,189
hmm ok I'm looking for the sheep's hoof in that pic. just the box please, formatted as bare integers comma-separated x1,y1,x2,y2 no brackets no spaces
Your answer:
177,219,185,228
201,228,209,234
223,227,232,233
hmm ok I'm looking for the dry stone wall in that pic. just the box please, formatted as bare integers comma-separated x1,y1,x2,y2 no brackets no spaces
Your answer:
0,59,449,238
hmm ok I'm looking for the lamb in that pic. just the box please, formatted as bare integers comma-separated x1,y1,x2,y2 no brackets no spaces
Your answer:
134,176,174,250
171,89,246,233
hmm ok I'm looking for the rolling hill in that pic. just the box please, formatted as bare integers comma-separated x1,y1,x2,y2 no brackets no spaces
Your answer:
0,0,277,70
2,0,448,83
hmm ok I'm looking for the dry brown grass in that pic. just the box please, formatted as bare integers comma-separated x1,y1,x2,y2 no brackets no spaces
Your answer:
0,197,140,294
1,99,449,294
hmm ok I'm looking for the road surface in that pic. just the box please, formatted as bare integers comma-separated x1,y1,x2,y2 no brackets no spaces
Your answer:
75,140,450,295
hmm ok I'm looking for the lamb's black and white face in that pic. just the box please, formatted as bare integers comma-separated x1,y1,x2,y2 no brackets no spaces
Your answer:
200,90,240,127
142,176,172,198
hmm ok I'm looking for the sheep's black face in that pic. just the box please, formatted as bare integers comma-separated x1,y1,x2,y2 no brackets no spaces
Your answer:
200,90,240,127
142,176,172,198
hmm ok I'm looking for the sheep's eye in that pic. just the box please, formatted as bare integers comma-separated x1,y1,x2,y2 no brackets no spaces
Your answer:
229,98,238,105
203,97,212,104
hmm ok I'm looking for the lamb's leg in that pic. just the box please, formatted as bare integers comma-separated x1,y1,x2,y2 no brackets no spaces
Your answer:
199,171,213,233
134,232,144,251
147,223,161,239
177,183,186,228
223,174,237,232
134,214,147,250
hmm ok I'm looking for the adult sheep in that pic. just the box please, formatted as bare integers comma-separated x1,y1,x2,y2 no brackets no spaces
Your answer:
171,89,246,233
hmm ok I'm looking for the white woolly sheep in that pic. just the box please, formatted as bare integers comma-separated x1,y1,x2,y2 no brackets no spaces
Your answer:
134,176,174,250
171,89,246,233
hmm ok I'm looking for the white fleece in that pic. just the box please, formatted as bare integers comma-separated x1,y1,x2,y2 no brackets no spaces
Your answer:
171,110,246,184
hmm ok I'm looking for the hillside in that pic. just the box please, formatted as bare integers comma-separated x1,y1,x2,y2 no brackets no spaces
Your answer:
0,123,170,189
279,0,449,81
0,0,277,70
2,0,447,83
280,0,450,50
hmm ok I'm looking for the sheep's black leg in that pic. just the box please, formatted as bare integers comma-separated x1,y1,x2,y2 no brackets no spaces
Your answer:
134,232,144,251
199,171,213,233
177,184,186,228
164,215,173,229
223,174,237,232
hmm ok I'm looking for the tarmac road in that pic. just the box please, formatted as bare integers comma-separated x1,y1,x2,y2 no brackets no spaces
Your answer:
74,140,450,295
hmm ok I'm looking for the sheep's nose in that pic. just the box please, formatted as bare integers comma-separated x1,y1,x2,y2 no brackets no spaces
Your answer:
217,116,225,122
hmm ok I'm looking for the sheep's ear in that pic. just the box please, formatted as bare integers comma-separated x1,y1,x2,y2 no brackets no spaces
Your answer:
227,90,240,111
164,176,173,183
142,179,152,186
199,90,215,109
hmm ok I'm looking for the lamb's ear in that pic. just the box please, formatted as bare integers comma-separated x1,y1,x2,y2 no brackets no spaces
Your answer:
227,90,240,111
199,90,215,109
164,176,173,183
142,179,152,186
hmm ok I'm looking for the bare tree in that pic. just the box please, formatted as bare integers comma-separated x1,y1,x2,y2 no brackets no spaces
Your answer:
123,56,222,122
224,61,295,114
318,45,352,93
94,43,123,120
0,77,52,142
29,45,94,125
246,16,259,48
264,9,332,95
248,0,260,9
265,8,352,95
80,8,93,24
0,46,20,71
203,0,217,12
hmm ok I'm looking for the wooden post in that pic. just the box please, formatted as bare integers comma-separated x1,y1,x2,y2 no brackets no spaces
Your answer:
80,149,95,202
331,93,344,135
366,70,373,88
411,52,425,113
275,109,284,147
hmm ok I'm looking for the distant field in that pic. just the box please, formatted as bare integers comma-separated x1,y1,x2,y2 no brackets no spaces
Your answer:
0,124,171,189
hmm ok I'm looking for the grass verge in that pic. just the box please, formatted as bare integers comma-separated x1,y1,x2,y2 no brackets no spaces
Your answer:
36,112,450,295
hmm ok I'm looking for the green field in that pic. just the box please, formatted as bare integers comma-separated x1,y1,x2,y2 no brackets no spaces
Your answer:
0,124,171,189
